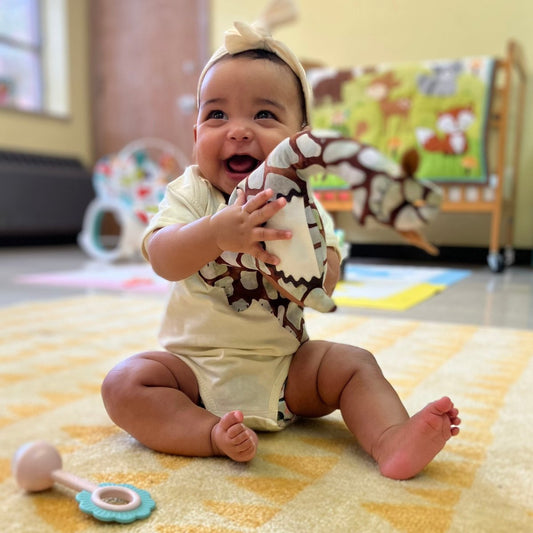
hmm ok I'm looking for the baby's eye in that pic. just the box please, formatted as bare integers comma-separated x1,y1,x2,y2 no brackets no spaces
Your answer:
207,110,226,120
255,110,276,120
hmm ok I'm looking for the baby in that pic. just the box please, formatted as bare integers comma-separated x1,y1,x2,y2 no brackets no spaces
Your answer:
102,21,460,480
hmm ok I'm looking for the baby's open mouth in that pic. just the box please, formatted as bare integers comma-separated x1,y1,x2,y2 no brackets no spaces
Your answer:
225,155,260,175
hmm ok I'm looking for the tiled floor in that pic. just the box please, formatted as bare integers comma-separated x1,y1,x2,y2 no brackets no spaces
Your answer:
2,244,533,329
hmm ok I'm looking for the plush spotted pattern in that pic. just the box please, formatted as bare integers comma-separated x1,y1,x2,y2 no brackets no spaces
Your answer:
298,130,442,230
199,130,442,340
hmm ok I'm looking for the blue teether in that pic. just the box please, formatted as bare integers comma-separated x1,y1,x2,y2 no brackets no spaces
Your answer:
76,483,155,524
12,441,156,524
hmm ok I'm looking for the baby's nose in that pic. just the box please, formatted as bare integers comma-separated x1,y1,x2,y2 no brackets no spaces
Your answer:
228,122,253,141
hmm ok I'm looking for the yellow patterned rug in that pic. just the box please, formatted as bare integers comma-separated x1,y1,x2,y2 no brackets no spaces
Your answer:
0,295,532,532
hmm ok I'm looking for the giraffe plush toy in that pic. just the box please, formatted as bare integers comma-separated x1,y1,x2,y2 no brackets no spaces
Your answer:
215,129,442,314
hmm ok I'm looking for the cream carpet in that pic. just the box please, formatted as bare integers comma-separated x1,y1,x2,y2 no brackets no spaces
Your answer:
0,295,532,532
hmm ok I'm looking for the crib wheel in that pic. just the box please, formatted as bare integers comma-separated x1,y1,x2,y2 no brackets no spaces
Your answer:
487,252,505,273
503,247,515,267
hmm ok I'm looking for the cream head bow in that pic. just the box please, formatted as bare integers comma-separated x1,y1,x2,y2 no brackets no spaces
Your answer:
196,21,313,125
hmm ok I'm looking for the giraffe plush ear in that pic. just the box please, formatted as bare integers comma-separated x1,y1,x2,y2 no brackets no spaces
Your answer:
396,148,440,255
219,138,336,313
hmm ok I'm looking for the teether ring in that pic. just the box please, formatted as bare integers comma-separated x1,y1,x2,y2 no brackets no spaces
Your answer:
12,441,155,524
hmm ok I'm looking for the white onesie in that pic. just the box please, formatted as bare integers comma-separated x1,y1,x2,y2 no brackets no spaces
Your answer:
143,165,339,431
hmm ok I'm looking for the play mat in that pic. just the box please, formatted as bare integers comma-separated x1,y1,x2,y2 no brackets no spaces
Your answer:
335,263,470,311
15,262,470,311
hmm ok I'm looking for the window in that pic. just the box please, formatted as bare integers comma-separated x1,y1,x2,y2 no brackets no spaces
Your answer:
0,0,68,116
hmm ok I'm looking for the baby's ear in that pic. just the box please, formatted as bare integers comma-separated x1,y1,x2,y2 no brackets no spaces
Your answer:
191,126,198,162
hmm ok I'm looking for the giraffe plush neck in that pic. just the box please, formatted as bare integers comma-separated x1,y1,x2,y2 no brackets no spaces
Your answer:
214,130,441,313
197,130,443,348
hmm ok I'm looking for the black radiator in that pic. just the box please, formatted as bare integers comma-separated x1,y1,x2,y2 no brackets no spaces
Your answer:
0,149,94,242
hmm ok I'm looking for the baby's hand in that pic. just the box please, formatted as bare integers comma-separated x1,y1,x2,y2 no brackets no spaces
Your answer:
210,188,292,265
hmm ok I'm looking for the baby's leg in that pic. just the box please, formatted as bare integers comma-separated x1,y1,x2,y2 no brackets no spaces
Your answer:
101,351,257,461
286,341,460,479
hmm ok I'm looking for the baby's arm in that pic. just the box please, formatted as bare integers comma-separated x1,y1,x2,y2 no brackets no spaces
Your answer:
146,188,292,281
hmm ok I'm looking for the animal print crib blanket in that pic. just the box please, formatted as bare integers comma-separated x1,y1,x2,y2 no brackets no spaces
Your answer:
308,56,495,183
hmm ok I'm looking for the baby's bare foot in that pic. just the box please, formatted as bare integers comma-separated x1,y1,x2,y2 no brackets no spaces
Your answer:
210,410,258,462
374,396,461,480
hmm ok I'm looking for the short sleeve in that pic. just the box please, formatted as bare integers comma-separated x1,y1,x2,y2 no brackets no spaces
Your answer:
141,165,225,259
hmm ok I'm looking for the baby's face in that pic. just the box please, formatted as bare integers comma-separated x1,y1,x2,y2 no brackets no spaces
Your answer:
195,55,304,195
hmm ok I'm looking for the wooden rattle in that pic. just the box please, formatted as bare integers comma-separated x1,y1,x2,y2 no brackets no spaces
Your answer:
12,441,155,524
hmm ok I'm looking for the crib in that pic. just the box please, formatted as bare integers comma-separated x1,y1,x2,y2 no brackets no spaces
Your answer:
309,41,526,272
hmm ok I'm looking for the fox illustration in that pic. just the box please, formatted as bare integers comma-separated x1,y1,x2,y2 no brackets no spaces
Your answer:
416,106,475,155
